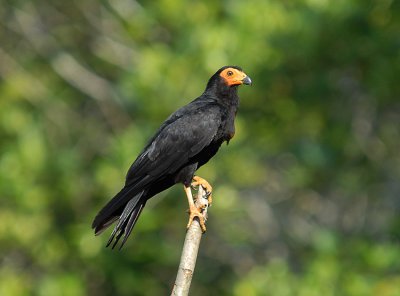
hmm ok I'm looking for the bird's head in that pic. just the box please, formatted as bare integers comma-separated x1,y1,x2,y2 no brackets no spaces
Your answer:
206,66,252,95
218,66,252,87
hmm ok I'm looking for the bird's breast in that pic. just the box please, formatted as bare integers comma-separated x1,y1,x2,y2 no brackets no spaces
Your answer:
222,110,236,142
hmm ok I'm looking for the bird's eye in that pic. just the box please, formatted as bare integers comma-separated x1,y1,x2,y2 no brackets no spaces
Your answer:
227,70,233,76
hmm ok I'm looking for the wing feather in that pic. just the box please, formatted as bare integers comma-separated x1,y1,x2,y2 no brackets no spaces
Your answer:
125,104,221,185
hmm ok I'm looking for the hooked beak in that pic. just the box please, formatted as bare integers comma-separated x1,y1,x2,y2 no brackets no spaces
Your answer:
242,75,252,85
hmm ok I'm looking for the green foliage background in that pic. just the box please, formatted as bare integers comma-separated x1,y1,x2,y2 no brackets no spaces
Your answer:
1,0,399,295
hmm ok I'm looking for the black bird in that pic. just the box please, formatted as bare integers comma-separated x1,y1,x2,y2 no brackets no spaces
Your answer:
92,66,252,249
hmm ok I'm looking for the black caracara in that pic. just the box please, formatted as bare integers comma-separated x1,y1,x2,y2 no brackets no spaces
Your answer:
92,66,252,249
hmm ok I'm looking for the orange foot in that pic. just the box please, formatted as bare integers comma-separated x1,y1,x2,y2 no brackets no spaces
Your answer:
187,204,207,232
192,176,213,206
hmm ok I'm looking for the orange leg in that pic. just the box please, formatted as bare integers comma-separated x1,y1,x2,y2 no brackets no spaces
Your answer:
191,176,213,206
184,186,207,232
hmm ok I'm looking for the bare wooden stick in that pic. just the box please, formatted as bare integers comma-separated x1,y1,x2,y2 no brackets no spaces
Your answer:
171,185,209,296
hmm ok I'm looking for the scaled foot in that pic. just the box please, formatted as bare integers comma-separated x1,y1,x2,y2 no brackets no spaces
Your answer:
187,204,207,232
191,176,213,206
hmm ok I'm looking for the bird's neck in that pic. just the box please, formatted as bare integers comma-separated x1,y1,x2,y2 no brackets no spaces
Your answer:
205,84,239,110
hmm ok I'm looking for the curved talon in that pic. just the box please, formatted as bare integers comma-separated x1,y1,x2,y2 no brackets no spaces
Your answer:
184,185,207,232
206,194,213,207
187,205,207,232
192,176,213,207
192,176,213,193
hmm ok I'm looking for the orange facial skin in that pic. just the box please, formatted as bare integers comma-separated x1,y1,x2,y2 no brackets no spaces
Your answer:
219,67,251,86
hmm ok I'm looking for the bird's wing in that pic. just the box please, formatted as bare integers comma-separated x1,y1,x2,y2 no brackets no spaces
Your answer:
125,103,222,186
92,103,222,232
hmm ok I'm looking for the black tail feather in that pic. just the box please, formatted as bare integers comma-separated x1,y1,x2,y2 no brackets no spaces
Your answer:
94,216,119,236
92,185,139,234
104,193,146,249
106,195,140,244
93,188,147,249
120,202,145,249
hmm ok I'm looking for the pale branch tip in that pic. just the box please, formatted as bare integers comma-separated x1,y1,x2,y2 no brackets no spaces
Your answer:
171,185,209,296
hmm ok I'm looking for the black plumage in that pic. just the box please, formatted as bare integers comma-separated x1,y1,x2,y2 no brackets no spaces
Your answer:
92,66,251,249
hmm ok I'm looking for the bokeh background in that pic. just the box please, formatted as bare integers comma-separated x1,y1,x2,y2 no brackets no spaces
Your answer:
1,0,399,295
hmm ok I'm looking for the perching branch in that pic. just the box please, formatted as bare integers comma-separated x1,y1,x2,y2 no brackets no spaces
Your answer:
171,185,209,296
